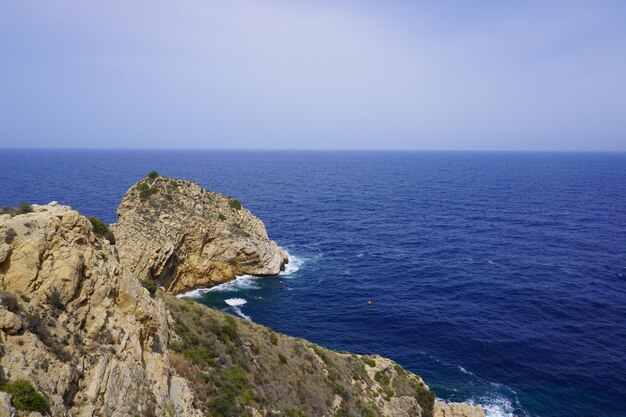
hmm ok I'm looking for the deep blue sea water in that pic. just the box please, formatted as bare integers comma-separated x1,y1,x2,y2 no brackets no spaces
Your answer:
1,150,625,417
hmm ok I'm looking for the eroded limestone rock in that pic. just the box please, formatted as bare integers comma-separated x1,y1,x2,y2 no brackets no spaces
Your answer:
0,204,201,416
111,175,288,294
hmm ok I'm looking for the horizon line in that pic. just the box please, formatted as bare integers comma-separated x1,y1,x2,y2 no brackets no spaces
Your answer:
1,147,626,153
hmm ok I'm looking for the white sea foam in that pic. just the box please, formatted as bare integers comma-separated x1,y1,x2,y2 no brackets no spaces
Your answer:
357,253,364,258
458,365,476,377
209,275,261,292
176,275,261,298
225,298,251,320
467,391,527,417
480,396,516,417
225,298,247,307
280,250,305,276
432,360,524,417
176,288,210,298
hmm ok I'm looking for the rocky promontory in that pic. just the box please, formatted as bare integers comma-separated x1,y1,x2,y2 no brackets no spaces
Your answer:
0,186,485,416
111,173,288,295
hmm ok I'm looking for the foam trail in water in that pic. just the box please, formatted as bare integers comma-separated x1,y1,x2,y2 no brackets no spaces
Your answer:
457,365,478,377
176,275,260,298
225,298,251,320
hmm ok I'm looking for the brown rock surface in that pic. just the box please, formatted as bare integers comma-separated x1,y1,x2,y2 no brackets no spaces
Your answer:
111,175,288,294
0,203,201,416
435,401,486,417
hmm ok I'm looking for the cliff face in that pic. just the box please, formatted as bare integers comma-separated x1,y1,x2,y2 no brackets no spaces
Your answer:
0,203,200,416
111,175,288,295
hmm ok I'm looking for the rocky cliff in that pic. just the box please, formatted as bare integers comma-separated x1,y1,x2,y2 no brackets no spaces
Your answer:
111,174,288,295
0,203,200,417
0,198,484,417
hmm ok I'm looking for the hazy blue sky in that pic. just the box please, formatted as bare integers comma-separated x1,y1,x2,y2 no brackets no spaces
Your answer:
1,1,625,150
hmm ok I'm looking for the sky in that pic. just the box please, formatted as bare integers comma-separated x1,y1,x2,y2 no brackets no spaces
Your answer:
1,1,625,150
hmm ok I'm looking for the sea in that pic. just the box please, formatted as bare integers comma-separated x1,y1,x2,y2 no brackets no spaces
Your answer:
1,150,625,417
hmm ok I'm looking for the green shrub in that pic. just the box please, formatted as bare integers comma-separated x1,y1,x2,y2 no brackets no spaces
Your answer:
412,381,435,417
0,202,33,217
141,279,157,297
363,406,377,417
374,371,391,386
148,170,159,179
394,364,405,375
88,216,115,244
363,357,376,367
18,202,33,213
278,353,287,365
207,394,239,417
137,181,158,200
312,346,330,365
284,407,308,417
269,332,278,345
219,316,239,343
169,342,215,366
165,193,173,201
4,228,17,244
0,206,16,216
218,213,226,221
228,198,242,210
1,379,48,412
384,390,395,401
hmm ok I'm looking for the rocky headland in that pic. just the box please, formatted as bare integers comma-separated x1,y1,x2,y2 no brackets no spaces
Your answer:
0,174,485,417
111,174,288,295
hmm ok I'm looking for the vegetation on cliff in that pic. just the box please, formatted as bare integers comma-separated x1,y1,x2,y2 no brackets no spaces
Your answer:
0,202,33,217
162,292,436,417
0,379,49,413
88,216,115,244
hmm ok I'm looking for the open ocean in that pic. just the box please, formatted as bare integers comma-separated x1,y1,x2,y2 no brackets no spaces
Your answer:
1,149,625,417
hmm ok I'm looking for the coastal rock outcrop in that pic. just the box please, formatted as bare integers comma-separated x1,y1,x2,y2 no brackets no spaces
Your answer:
111,174,288,294
0,204,201,416
434,401,486,417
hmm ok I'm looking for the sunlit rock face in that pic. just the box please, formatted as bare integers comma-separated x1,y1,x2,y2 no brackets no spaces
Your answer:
0,203,201,417
111,175,288,295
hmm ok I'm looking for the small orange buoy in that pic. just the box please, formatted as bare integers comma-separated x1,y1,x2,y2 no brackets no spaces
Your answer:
367,300,372,305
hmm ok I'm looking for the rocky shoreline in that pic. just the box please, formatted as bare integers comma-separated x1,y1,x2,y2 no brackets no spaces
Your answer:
0,174,485,417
